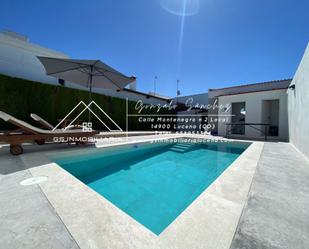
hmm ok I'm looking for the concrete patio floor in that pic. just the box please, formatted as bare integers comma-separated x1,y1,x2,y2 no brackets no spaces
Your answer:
230,142,309,249
0,150,79,249
0,138,308,249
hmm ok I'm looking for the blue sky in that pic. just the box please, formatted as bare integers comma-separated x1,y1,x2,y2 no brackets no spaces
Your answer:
1,0,309,97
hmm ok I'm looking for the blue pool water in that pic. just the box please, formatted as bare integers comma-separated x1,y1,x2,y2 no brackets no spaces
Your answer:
52,141,250,235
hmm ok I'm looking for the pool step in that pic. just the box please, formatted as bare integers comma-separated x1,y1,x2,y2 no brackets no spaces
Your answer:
169,143,196,153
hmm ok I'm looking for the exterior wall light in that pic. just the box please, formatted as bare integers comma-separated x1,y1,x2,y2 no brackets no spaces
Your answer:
288,84,295,90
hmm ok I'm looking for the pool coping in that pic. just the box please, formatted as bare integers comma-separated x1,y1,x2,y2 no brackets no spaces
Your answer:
20,135,264,249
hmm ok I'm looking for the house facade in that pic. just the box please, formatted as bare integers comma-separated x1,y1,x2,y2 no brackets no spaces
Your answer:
209,79,291,141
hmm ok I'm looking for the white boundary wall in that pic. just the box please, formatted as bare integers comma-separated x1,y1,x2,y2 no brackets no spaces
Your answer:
0,32,68,84
288,43,309,158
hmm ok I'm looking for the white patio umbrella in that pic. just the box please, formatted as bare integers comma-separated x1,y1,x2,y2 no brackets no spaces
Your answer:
37,56,136,102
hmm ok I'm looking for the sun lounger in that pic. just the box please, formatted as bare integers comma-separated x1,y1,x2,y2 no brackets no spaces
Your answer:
30,113,82,130
0,111,98,155
30,113,54,130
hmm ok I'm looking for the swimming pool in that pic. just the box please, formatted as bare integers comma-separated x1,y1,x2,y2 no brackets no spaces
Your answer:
52,140,250,235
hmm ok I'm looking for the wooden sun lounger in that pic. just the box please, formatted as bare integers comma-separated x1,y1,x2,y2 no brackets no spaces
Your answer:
0,111,98,155
30,113,82,130
30,113,54,130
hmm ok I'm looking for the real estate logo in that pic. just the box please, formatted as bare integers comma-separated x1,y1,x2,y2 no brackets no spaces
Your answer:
82,122,93,132
53,100,123,132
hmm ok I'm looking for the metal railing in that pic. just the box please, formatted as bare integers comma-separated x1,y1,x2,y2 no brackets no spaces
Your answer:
225,123,270,141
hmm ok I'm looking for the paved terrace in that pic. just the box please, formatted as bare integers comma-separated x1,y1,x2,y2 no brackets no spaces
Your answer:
0,147,80,249
230,142,309,249
0,138,308,249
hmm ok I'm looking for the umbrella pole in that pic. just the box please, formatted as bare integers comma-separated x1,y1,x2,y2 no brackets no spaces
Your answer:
89,77,92,104
88,66,93,122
